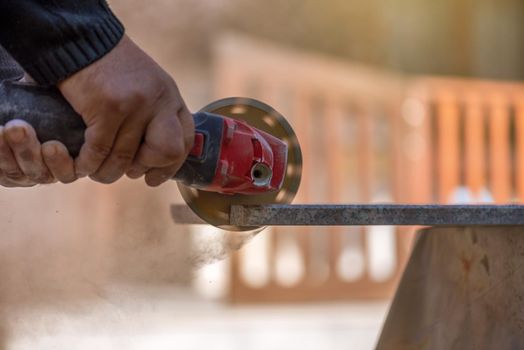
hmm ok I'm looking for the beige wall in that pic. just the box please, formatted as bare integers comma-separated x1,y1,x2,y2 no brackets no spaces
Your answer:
109,0,223,109
0,178,192,309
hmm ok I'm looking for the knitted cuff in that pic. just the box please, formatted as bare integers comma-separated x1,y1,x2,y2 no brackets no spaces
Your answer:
23,11,124,86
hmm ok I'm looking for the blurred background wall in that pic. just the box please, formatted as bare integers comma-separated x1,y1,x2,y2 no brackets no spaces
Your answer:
111,0,524,106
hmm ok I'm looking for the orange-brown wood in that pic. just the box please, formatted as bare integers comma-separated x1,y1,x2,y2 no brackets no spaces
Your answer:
436,91,460,203
464,93,485,195
402,90,434,204
489,94,511,202
516,95,524,202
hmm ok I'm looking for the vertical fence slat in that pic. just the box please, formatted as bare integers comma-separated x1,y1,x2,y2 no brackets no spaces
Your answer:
437,91,460,202
465,93,485,196
489,94,511,202
401,93,433,203
516,95,524,201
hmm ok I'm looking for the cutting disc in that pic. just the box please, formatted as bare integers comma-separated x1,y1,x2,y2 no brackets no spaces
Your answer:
178,97,302,231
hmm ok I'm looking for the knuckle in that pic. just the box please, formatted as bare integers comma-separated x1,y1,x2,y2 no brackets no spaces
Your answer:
103,89,147,115
101,90,124,112
88,142,112,159
154,81,171,102
158,139,186,162
103,94,129,116
112,150,135,164
130,89,147,105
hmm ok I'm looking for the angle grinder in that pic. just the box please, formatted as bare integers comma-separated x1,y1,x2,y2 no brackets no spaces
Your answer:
0,80,302,232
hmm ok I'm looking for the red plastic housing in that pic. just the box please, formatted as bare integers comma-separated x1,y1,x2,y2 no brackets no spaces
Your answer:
205,117,287,194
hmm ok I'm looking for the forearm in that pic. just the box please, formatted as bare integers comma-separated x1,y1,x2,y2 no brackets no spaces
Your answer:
0,0,124,86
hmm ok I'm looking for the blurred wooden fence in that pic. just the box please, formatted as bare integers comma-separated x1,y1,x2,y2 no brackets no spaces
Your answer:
405,78,524,204
212,34,524,302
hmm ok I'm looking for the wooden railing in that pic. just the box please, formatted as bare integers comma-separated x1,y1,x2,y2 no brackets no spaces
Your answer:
212,34,524,302
404,78,524,204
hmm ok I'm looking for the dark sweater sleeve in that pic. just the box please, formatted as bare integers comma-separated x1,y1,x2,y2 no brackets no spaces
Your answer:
0,0,124,86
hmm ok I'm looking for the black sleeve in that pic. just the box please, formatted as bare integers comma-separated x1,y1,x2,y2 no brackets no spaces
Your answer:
0,46,23,81
0,0,125,86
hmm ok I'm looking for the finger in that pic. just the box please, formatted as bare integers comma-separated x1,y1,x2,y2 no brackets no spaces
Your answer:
144,164,179,187
0,126,25,181
126,163,149,179
42,141,76,184
0,172,36,187
4,120,53,183
178,104,195,154
129,105,193,181
74,122,120,178
90,119,145,184
134,109,186,169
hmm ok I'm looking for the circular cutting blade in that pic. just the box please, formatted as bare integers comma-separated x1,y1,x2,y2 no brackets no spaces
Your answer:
178,97,302,231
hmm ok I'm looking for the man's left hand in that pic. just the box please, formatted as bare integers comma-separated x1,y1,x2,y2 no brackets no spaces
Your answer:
0,120,76,187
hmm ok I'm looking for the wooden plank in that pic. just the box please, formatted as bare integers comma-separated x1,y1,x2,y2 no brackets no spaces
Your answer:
401,94,433,203
516,95,524,201
464,93,485,194
436,91,460,203
489,94,511,202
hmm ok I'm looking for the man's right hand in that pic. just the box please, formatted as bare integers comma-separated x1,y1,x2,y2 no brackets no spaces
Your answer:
58,35,194,187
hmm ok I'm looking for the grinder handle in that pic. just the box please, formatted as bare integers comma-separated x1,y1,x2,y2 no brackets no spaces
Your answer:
0,80,216,183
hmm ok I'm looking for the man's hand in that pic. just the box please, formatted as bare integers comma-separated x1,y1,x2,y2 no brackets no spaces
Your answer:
58,35,194,187
0,120,76,187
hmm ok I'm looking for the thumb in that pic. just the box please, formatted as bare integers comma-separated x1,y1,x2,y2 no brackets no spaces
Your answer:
134,110,187,169
75,122,119,177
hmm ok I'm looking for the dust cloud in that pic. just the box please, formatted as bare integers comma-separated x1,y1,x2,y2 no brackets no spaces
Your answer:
0,178,248,347
188,229,259,269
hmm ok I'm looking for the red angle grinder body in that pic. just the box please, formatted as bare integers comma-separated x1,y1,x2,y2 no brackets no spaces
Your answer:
178,112,287,195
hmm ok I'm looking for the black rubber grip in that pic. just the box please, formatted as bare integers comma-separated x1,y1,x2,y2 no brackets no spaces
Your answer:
0,80,86,157
0,80,224,186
